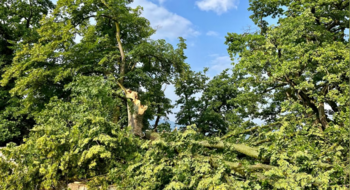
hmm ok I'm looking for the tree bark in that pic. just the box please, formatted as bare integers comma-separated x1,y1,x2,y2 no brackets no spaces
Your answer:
284,75,327,131
115,22,125,85
153,105,161,131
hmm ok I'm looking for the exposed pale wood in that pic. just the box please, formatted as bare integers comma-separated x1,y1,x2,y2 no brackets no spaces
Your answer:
125,89,148,137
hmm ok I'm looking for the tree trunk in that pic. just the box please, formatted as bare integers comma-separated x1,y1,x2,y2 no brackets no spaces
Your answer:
115,22,125,85
154,112,161,131
125,89,148,137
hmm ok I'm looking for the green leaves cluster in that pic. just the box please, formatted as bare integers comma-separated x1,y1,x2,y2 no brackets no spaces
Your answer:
0,76,141,189
0,0,55,145
175,69,243,135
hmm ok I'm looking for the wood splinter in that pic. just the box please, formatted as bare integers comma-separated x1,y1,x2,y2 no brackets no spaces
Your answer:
117,82,148,137
125,88,148,137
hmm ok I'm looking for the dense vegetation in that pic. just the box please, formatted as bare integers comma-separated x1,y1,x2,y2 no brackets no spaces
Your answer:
0,0,349,189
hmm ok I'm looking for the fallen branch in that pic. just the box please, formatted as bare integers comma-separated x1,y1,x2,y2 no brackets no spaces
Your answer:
252,139,270,146
196,155,275,177
192,140,261,160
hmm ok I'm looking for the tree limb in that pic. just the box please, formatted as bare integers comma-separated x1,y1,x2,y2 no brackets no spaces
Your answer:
192,140,261,160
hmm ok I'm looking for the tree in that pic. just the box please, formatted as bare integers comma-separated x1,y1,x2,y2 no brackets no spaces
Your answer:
175,69,245,135
225,0,349,131
1,0,187,138
222,0,350,187
0,0,55,145
174,69,209,130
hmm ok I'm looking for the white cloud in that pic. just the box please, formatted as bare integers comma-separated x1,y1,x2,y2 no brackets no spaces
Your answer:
324,103,331,110
206,31,218,36
130,0,200,40
209,55,232,74
195,0,239,15
188,41,196,47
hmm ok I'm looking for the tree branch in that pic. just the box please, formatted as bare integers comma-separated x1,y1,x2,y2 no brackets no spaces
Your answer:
192,140,262,160
262,83,286,93
196,155,275,177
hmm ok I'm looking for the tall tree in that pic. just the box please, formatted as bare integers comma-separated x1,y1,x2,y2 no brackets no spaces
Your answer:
225,0,349,131
1,0,187,138
0,0,55,145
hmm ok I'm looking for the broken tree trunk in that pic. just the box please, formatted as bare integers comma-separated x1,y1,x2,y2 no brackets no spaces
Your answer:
125,89,148,137
117,82,148,137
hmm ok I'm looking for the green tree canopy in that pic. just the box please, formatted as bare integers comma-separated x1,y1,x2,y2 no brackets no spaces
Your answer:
225,0,349,131
175,69,245,135
1,0,188,141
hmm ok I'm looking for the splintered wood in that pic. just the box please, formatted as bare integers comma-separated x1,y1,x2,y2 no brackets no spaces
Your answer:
126,89,148,137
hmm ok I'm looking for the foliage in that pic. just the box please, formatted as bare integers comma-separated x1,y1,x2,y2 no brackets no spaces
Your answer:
0,0,349,189
157,122,172,132
0,0,187,142
174,69,209,131
0,76,141,189
175,69,244,135
225,0,349,131
0,0,55,145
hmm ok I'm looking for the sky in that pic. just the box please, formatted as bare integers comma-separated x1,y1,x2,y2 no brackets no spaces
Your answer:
129,0,255,76
128,0,260,122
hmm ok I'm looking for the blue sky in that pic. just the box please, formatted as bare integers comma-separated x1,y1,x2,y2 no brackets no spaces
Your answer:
129,0,260,122
130,0,256,77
